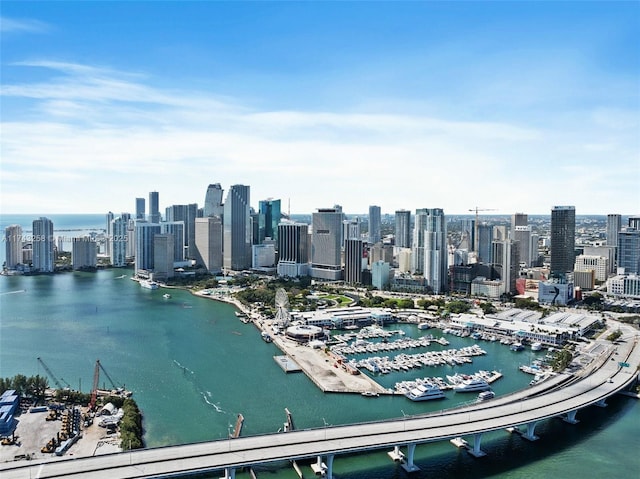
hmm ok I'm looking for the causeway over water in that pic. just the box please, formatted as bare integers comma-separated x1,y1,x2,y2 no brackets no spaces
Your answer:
2,326,638,479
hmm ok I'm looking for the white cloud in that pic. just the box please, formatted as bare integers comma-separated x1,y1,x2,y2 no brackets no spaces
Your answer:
0,17,50,34
1,61,638,215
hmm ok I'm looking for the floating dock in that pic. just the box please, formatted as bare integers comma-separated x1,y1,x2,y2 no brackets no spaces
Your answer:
274,355,302,373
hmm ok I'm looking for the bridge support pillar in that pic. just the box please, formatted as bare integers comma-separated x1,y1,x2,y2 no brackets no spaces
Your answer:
563,409,580,424
222,467,236,479
468,433,486,458
401,443,420,472
522,421,539,441
326,454,334,479
595,398,608,408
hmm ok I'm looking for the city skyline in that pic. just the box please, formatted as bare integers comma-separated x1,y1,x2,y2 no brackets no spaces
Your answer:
1,2,639,215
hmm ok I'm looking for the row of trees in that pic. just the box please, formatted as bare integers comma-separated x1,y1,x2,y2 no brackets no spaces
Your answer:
0,374,49,398
104,396,144,450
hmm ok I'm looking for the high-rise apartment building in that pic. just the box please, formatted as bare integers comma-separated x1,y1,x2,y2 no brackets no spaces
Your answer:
492,238,519,295
161,221,185,262
4,225,23,269
258,198,281,244
459,218,474,251
111,216,129,267
166,204,198,259
32,217,54,273
368,205,381,244
394,210,411,248
72,237,97,270
135,222,161,274
105,211,114,257
277,222,309,278
311,207,344,280
203,183,224,218
223,185,251,271
149,191,160,223
194,217,223,274
511,213,528,231
135,198,145,220
153,233,175,280
423,208,448,294
550,206,575,278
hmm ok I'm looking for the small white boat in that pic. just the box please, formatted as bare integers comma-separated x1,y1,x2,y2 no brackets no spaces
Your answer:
163,293,171,299
361,391,379,398
531,342,543,351
477,390,495,401
453,378,491,393
140,280,159,290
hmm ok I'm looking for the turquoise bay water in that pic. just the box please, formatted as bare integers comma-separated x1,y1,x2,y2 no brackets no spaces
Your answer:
1,259,639,477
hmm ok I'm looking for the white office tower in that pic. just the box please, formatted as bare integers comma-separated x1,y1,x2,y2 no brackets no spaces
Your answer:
343,218,361,245
344,238,364,284
492,239,519,295
135,222,161,275
32,217,54,273
203,183,224,218
252,244,276,270
277,222,309,278
606,214,621,247
423,209,448,294
311,207,344,280
195,217,223,274
397,248,412,273
153,234,175,280
126,218,136,258
513,225,533,267
394,210,411,248
111,216,129,267
411,209,428,274
4,224,23,269
161,221,185,262
105,211,114,257
72,237,97,270
368,205,381,244
223,185,251,271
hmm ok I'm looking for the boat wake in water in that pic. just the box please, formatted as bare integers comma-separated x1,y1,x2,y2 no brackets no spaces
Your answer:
173,360,224,413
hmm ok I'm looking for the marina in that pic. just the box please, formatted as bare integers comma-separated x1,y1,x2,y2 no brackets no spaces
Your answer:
0,266,638,478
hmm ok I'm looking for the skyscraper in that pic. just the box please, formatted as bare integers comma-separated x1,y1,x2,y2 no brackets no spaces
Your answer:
343,217,361,244
394,210,411,248
423,208,448,294
368,205,381,244
194,217,223,274
135,222,161,274
344,238,364,284
203,183,224,218
258,198,281,244
4,224,23,269
135,198,145,220
111,216,129,267
153,233,175,280
511,213,528,232
311,206,344,280
105,211,114,257
617,228,640,275
277,222,309,278
149,191,160,223
223,185,251,271
72,237,97,270
477,223,493,264
166,204,198,259
550,206,576,277
161,221,185,262
606,214,621,247
32,217,55,272
513,225,532,267
492,238,518,295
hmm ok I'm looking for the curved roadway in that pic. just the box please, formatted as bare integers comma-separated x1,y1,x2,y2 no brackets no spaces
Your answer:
2,327,639,479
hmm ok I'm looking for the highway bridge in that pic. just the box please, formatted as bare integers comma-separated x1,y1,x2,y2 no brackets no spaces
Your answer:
2,330,639,479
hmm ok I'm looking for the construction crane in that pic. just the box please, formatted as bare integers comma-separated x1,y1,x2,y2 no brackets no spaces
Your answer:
89,360,100,411
37,357,71,390
97,360,118,390
468,207,498,252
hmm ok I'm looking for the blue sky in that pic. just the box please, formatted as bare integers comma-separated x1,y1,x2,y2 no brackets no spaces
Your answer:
1,1,639,215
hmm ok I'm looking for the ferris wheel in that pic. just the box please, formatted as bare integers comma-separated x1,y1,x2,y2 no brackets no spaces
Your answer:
274,288,291,327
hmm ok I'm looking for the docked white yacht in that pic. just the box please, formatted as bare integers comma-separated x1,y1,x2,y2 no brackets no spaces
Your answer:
405,384,445,401
453,378,491,393
140,279,159,290
531,342,543,351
